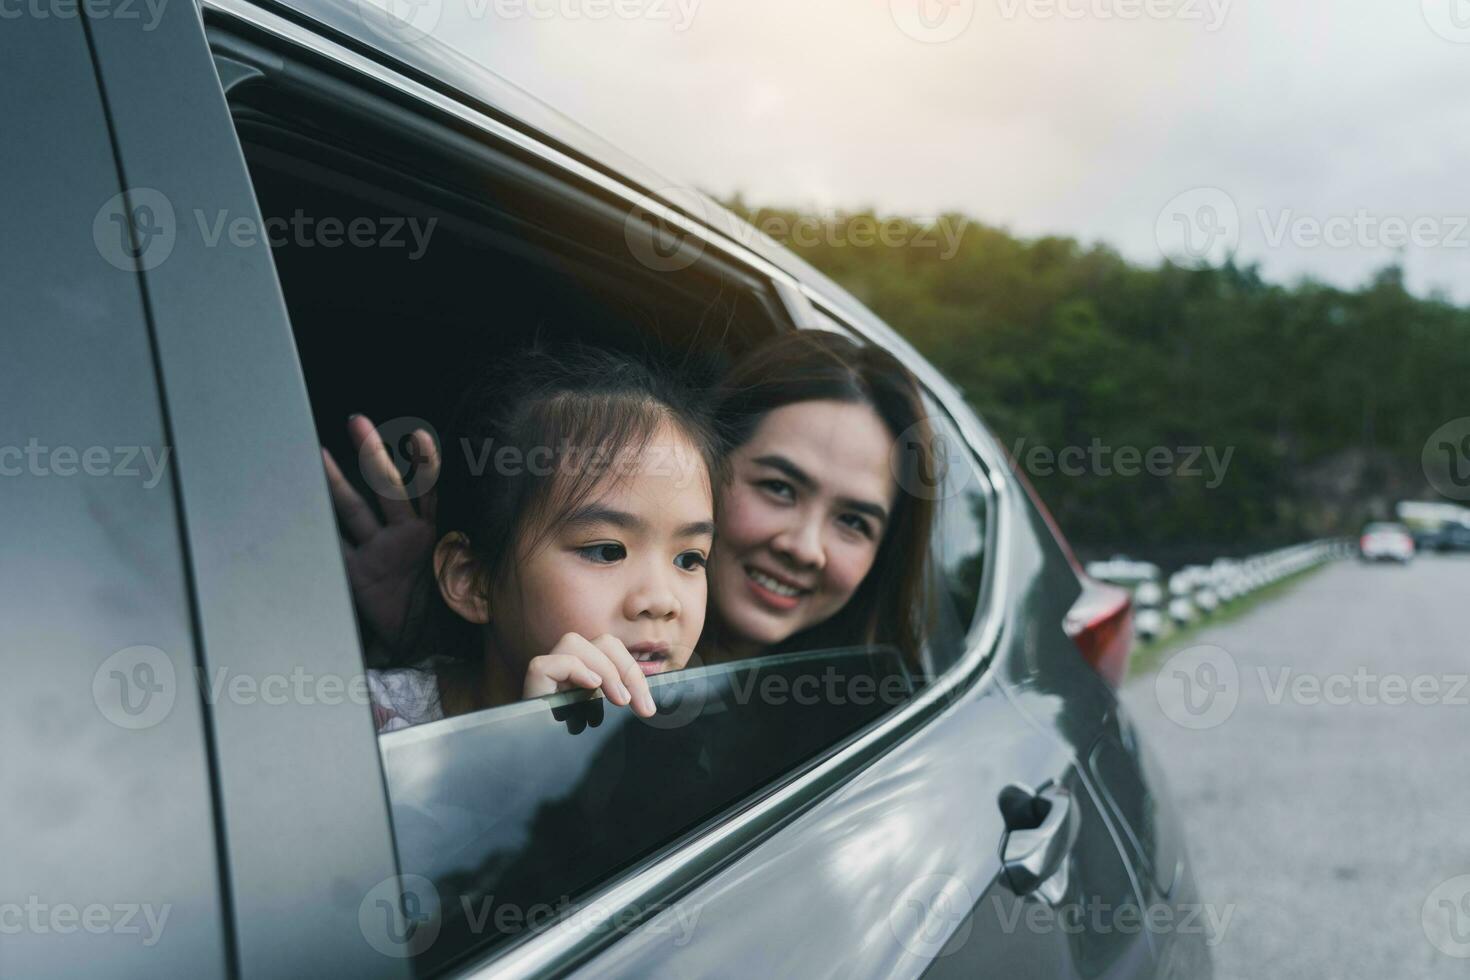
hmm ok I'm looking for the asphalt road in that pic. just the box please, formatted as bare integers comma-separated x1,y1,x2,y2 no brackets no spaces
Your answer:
1120,554,1470,979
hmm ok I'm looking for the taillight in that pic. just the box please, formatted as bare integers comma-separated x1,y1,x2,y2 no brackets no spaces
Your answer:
1359,535,1370,549
1065,579,1134,687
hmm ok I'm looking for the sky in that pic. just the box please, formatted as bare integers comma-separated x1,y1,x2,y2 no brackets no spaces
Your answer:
417,0,1470,301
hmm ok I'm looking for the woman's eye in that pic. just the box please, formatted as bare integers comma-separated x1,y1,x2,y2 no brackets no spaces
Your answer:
577,543,627,564
674,551,708,572
839,514,874,539
759,479,795,501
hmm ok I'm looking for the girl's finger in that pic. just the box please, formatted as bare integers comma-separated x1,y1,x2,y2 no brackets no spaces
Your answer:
548,633,630,707
590,634,656,718
349,415,418,525
523,654,603,699
322,447,381,545
414,429,441,525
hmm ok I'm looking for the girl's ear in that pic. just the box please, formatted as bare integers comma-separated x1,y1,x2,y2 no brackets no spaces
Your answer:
434,532,491,624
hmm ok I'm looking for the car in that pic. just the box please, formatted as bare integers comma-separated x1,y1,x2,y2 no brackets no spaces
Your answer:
1423,522,1470,554
1359,522,1415,564
1,4,1210,978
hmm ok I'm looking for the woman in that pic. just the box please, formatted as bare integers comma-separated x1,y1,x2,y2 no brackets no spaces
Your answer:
324,331,936,696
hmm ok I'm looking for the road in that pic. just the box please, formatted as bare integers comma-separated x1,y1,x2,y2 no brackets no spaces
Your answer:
1120,554,1470,979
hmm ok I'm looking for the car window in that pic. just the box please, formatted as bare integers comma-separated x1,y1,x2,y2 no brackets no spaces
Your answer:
920,401,992,673
215,27,992,974
380,646,914,971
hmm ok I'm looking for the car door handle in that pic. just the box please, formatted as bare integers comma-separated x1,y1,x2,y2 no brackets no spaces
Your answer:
1001,784,1080,902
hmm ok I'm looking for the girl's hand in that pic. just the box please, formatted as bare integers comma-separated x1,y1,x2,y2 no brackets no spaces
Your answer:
322,415,439,655
524,633,657,718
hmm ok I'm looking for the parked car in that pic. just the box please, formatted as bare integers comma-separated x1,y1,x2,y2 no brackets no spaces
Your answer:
2,3,1209,977
1359,522,1415,564
1422,522,1470,554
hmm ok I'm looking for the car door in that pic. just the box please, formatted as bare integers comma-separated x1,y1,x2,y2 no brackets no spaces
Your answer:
0,13,229,980
79,6,411,978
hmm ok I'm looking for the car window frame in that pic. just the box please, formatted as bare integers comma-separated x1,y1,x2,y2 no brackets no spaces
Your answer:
200,4,1014,975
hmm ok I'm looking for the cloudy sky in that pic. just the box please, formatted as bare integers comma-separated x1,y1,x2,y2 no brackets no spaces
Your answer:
425,0,1470,300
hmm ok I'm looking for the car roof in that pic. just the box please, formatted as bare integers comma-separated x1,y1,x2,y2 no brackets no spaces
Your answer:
243,0,900,345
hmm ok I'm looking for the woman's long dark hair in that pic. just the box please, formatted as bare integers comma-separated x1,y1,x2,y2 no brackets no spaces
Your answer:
710,330,937,666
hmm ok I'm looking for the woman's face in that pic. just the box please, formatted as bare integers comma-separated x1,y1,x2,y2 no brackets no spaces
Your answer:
708,400,899,654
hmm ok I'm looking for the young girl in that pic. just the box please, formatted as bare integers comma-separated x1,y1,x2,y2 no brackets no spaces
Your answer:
327,346,721,733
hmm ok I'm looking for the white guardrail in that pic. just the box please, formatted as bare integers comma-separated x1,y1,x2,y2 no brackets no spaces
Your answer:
1087,539,1350,644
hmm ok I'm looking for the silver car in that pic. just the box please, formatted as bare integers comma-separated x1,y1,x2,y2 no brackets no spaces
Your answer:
2,2,1210,976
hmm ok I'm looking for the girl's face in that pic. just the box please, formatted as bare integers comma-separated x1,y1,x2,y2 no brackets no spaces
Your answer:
708,400,898,654
490,424,714,676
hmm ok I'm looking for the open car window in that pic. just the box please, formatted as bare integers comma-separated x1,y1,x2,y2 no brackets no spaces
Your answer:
211,16,998,974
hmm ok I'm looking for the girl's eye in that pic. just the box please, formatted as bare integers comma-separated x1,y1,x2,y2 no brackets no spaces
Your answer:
758,478,795,501
577,543,627,564
838,513,875,539
674,551,708,572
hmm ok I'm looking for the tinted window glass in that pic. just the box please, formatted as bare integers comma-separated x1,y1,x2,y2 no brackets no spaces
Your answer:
921,404,990,672
379,647,914,971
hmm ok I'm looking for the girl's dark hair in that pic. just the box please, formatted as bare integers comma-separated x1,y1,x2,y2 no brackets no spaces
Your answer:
411,344,722,679
711,330,937,665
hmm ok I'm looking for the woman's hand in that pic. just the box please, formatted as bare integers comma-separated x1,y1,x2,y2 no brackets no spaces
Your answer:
523,633,657,718
322,415,439,654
